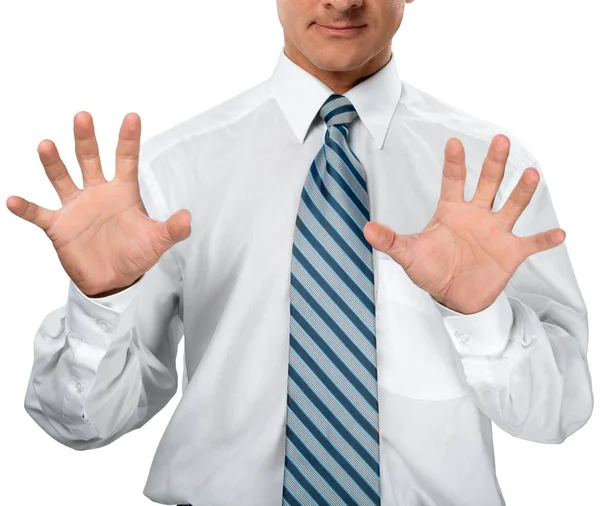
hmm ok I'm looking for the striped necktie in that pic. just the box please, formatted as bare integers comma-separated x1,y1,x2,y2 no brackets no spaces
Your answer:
282,94,381,506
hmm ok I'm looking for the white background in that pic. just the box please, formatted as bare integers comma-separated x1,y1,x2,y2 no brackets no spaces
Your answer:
1,0,598,504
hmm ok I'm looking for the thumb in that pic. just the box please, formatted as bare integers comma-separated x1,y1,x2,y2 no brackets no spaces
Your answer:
156,209,192,251
363,221,412,267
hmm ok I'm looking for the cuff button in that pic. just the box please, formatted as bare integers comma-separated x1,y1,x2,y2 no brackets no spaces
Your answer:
454,330,471,343
97,320,111,333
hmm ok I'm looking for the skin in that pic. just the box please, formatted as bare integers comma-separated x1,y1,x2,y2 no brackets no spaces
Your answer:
276,0,414,94
276,0,566,314
6,0,566,308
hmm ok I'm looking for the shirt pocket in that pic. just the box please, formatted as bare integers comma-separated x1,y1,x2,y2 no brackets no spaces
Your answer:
374,253,468,401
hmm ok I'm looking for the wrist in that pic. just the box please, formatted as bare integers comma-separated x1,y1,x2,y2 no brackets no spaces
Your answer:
86,275,143,298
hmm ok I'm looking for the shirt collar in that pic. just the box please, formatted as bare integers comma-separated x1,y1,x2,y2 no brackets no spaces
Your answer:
269,47,403,150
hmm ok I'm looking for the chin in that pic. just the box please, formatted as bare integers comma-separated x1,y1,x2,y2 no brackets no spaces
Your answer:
306,45,367,72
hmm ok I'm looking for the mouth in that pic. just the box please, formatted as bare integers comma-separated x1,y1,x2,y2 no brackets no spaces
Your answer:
314,23,367,37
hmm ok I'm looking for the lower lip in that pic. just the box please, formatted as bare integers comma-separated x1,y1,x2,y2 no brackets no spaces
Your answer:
316,24,366,37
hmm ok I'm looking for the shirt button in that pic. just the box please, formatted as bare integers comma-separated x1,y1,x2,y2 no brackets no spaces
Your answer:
97,320,111,333
454,330,471,343
75,381,85,393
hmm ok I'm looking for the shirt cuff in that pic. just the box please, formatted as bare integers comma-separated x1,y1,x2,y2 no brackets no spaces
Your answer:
431,291,514,357
65,278,143,346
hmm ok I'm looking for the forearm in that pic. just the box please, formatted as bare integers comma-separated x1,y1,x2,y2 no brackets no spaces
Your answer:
434,290,593,443
24,277,179,449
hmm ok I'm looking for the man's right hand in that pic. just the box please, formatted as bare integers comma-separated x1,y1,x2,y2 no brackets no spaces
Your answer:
6,112,192,297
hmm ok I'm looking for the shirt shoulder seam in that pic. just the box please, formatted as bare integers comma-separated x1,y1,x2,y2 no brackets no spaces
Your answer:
139,79,273,165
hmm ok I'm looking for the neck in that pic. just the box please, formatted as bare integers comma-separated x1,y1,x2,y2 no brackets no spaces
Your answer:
283,39,392,95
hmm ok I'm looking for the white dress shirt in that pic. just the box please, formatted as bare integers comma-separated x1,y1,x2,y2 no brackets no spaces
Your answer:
25,48,593,506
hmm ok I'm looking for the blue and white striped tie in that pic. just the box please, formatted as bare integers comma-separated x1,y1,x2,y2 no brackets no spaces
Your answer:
283,94,381,506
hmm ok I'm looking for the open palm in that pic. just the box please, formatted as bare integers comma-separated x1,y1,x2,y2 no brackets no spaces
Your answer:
6,112,192,297
364,134,566,315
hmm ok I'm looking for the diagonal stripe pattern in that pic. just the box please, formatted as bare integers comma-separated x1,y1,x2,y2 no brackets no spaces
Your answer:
283,94,380,505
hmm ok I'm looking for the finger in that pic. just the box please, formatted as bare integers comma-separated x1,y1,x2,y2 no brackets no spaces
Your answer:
74,111,106,186
115,113,141,183
439,138,466,203
363,221,413,268
495,167,540,229
154,209,192,255
5,195,56,232
471,134,510,209
519,228,566,259
37,139,79,203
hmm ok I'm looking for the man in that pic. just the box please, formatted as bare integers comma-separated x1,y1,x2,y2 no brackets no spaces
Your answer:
7,0,593,504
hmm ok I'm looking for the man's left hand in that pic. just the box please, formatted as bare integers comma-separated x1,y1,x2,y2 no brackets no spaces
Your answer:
364,134,566,315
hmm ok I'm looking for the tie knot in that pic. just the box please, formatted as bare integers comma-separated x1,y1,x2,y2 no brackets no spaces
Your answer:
319,94,358,129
